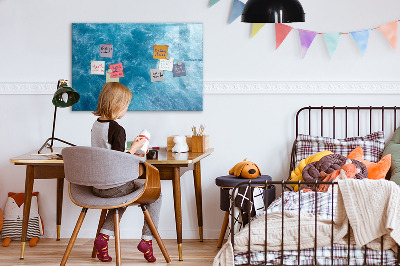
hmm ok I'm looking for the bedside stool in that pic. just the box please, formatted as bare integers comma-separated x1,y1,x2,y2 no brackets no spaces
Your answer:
215,175,275,248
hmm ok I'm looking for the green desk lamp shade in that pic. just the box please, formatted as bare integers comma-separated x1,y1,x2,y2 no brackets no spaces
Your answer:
38,80,80,154
241,0,305,23
52,84,80,108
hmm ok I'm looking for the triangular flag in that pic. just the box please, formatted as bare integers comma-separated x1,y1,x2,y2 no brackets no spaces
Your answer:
323,33,341,58
275,23,293,49
378,21,398,50
209,0,220,7
351,29,370,55
229,0,245,24
298,29,317,58
251,23,266,38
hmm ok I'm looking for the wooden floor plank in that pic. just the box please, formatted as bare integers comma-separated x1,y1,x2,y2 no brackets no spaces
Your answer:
0,239,222,265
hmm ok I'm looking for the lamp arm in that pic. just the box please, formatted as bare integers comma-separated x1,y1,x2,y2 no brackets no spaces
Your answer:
50,105,57,148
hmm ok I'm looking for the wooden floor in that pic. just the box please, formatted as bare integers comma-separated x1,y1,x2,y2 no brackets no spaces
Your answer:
0,239,221,265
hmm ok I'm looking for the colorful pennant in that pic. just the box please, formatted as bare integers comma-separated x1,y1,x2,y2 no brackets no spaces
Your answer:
209,0,220,7
251,23,266,38
323,33,341,58
298,30,317,58
378,21,398,50
229,0,245,24
351,29,370,55
212,3,400,58
275,24,293,49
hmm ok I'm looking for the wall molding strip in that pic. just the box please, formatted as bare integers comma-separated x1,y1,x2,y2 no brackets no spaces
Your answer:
0,81,399,95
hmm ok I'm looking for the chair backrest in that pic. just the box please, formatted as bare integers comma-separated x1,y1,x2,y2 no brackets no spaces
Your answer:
62,146,145,188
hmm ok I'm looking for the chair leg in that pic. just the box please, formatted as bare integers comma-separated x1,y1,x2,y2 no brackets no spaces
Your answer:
141,205,171,263
60,208,88,266
92,209,108,258
217,211,230,248
114,209,121,266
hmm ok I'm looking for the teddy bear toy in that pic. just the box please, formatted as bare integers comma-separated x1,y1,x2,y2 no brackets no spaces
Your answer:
1,192,44,247
172,135,189,153
229,159,261,179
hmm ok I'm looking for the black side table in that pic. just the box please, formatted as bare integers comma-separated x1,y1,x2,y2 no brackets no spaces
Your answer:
215,175,275,248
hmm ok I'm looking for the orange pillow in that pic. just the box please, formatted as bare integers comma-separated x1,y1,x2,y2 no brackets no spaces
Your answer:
347,146,391,180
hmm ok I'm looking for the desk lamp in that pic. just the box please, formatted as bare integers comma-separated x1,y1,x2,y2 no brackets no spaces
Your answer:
241,0,305,23
38,79,80,154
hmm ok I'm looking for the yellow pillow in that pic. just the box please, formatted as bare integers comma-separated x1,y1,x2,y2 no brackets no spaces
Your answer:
290,150,333,191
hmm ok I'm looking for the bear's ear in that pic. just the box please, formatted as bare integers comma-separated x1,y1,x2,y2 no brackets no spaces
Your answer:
229,161,246,176
234,163,247,177
253,163,262,176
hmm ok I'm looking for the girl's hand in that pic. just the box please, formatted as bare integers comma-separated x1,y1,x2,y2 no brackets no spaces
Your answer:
129,137,147,155
134,148,149,157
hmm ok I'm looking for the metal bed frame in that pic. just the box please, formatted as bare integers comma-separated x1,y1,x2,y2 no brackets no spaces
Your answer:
230,106,400,266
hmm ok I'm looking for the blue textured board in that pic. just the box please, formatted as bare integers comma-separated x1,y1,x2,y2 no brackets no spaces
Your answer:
72,23,203,111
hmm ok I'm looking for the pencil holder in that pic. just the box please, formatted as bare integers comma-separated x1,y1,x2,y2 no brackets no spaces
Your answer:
191,135,209,153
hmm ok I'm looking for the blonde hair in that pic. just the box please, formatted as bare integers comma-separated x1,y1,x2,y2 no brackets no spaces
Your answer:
93,82,133,120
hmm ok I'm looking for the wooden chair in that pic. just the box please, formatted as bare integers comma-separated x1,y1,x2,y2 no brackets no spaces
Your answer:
60,146,171,265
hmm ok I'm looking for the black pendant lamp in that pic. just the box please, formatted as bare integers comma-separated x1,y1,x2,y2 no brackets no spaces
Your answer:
242,0,305,23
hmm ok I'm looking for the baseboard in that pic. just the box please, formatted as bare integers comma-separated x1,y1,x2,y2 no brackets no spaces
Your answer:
1,81,400,95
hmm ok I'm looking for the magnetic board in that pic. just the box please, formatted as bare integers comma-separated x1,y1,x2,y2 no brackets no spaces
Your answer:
72,23,203,111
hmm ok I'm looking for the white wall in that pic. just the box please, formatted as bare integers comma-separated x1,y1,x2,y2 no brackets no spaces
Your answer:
1,0,400,240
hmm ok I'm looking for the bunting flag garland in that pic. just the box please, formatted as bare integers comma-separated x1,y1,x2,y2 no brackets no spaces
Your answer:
378,21,398,50
251,23,266,38
298,30,317,58
323,33,341,58
229,0,245,24
208,5,400,57
209,0,220,8
351,29,370,55
275,23,293,49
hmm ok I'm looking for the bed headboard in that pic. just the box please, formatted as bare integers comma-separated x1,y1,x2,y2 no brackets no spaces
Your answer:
290,106,400,179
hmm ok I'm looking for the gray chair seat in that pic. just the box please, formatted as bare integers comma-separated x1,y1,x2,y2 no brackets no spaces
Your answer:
69,180,145,208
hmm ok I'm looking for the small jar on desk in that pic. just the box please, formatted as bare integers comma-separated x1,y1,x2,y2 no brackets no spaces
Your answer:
215,175,275,248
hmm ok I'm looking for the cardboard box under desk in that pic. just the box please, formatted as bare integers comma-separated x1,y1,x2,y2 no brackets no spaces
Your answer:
167,135,209,152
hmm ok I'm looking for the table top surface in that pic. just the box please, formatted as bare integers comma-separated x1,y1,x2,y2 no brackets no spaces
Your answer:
10,147,214,165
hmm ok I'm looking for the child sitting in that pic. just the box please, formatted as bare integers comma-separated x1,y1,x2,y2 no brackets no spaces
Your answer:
91,82,162,263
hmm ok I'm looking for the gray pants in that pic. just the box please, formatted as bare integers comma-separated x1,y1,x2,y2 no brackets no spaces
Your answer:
92,180,162,240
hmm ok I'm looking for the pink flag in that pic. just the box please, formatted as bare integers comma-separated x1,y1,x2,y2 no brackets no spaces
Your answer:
298,29,317,58
275,23,293,49
378,21,398,50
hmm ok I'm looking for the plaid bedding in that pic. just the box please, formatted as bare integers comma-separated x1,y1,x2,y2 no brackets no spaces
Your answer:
294,131,385,166
234,191,397,265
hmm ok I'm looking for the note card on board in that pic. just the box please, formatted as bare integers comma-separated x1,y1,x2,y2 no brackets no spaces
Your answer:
173,63,186,77
153,45,169,59
150,69,165,82
91,61,105,75
159,57,174,71
99,44,113,58
106,70,119,82
109,63,124,78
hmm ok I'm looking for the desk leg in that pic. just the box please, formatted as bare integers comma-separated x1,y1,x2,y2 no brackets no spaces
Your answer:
56,178,64,241
20,165,35,259
193,161,203,242
172,167,183,261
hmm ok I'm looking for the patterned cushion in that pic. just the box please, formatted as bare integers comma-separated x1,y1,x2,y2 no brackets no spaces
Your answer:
295,131,385,166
